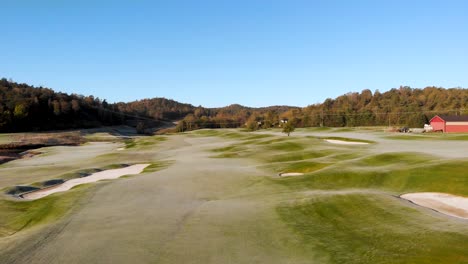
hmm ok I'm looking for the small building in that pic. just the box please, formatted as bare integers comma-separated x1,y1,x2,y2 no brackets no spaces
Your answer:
429,115,468,133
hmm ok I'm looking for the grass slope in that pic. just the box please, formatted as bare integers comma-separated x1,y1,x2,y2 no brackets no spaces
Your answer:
0,133,171,240
1,128,467,263
0,184,92,237
278,194,468,264
202,129,468,263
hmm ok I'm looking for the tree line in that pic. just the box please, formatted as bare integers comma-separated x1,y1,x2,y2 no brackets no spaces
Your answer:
300,86,468,128
1,78,467,133
0,78,126,132
175,86,468,131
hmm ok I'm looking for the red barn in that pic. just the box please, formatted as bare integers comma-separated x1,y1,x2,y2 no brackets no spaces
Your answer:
430,115,468,133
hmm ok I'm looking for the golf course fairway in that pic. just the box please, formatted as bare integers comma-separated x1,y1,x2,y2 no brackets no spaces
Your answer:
0,128,467,263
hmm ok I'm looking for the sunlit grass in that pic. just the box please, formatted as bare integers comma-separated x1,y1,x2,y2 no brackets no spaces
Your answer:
124,136,167,149
277,194,468,264
385,133,468,141
0,184,93,238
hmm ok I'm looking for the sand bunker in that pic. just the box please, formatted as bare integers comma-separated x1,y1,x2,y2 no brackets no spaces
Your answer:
279,172,304,177
325,139,369,145
22,164,150,200
401,192,468,219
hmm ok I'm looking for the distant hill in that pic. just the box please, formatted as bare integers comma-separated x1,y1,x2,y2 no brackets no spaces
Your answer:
300,87,468,127
0,78,125,132
0,79,296,132
1,78,466,132
175,87,468,131
118,101,298,131
116,98,196,121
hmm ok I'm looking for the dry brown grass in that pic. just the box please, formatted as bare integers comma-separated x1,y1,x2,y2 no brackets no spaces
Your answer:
0,132,84,150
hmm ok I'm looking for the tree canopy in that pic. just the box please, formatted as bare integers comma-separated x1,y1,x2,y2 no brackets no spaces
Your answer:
0,78,125,132
282,122,295,136
1,78,466,132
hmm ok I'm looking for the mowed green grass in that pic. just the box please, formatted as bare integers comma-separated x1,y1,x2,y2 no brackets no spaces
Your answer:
277,194,468,264
124,136,167,149
0,184,93,237
0,134,171,239
202,129,468,263
385,133,468,141
1,128,467,263
208,132,364,174
276,158,468,196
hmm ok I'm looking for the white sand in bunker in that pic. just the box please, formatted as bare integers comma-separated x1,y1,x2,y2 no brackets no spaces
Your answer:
22,164,150,200
401,192,468,219
325,139,369,145
279,172,304,177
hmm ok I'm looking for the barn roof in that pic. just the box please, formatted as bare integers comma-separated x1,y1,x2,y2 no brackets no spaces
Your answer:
436,115,468,122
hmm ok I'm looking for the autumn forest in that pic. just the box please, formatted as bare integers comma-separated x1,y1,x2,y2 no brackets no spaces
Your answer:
1,78,467,132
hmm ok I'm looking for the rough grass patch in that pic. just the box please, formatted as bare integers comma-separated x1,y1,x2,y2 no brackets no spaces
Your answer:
266,150,333,163
255,138,289,145
267,142,305,152
275,159,468,196
243,134,274,140
124,136,167,149
277,194,468,264
211,153,241,159
385,134,468,141
142,161,174,173
276,161,330,174
357,153,432,167
0,184,93,238
211,145,243,153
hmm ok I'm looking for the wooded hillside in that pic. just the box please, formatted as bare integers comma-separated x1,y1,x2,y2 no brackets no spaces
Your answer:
175,86,468,131
0,79,294,132
1,78,466,132
300,87,468,128
0,79,124,132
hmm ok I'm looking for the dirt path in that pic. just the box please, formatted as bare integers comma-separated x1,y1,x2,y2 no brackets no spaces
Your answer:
0,135,313,264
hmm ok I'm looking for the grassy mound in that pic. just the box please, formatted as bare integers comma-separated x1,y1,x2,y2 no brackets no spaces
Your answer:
277,194,468,264
0,184,92,238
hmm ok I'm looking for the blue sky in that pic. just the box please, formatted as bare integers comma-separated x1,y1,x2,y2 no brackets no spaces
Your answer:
2,0,467,107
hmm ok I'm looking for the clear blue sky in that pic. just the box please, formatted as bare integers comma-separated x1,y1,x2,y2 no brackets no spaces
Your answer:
2,0,467,107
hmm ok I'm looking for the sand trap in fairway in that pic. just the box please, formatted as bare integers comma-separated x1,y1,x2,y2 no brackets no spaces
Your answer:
22,164,150,200
279,172,304,177
401,192,468,219
325,139,369,145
